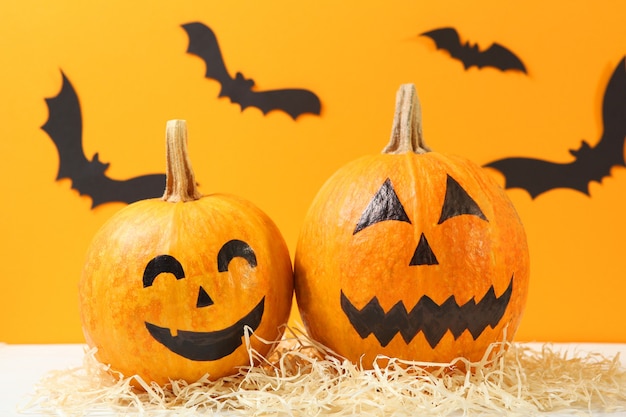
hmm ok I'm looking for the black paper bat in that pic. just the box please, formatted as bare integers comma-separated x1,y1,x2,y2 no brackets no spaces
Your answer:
421,27,527,73
181,21,321,120
485,57,626,198
42,71,166,208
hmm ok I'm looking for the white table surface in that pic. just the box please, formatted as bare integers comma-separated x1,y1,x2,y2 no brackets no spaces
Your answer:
1,343,625,416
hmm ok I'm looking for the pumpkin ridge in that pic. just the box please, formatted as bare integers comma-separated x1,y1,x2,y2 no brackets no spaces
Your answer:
402,151,426,248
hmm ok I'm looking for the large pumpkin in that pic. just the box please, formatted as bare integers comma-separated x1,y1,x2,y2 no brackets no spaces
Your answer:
294,84,529,365
78,120,293,385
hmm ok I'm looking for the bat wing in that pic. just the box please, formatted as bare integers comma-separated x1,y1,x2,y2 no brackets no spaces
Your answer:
41,71,91,182
421,27,464,62
86,171,166,208
565,56,626,186
594,56,626,158
481,43,527,72
181,22,232,88
485,157,585,198
42,71,165,208
239,88,322,119
485,56,626,198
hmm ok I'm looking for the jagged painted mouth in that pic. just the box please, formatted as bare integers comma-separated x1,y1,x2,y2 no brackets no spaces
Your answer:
340,276,513,348
145,297,265,361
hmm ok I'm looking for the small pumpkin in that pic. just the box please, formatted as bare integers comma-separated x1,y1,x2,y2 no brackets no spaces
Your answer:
294,84,529,365
78,120,293,385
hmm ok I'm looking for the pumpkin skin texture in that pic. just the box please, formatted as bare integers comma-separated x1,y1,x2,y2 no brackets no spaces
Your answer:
294,85,529,366
78,120,293,385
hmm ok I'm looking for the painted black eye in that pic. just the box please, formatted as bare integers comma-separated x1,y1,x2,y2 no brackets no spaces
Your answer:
143,255,185,288
438,175,488,224
217,239,257,272
354,178,411,234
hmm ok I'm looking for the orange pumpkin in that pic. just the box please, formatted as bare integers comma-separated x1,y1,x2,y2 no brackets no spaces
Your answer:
294,84,529,365
78,120,293,385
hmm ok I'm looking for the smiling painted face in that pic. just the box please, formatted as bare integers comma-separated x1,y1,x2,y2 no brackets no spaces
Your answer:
79,194,294,385
142,241,264,362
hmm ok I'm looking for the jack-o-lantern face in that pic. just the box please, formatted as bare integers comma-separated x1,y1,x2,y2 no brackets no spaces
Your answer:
78,121,294,385
340,176,513,350
79,194,294,385
142,240,264,361
294,85,529,365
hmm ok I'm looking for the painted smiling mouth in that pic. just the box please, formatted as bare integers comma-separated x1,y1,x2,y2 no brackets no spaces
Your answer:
340,276,513,349
145,297,265,361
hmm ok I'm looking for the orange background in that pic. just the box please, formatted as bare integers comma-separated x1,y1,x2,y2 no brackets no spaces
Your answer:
0,0,624,343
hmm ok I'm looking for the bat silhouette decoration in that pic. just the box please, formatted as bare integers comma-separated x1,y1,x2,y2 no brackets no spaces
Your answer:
421,27,527,73
181,21,322,120
42,72,166,208
485,57,626,198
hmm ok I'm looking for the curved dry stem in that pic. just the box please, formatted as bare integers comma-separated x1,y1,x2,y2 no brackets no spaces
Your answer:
383,83,431,155
162,119,202,202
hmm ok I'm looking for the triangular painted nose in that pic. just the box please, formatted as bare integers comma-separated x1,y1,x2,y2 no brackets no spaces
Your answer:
196,286,214,308
410,233,439,266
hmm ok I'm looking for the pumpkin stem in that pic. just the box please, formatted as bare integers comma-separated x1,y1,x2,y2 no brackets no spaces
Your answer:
382,83,431,154
162,119,203,202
